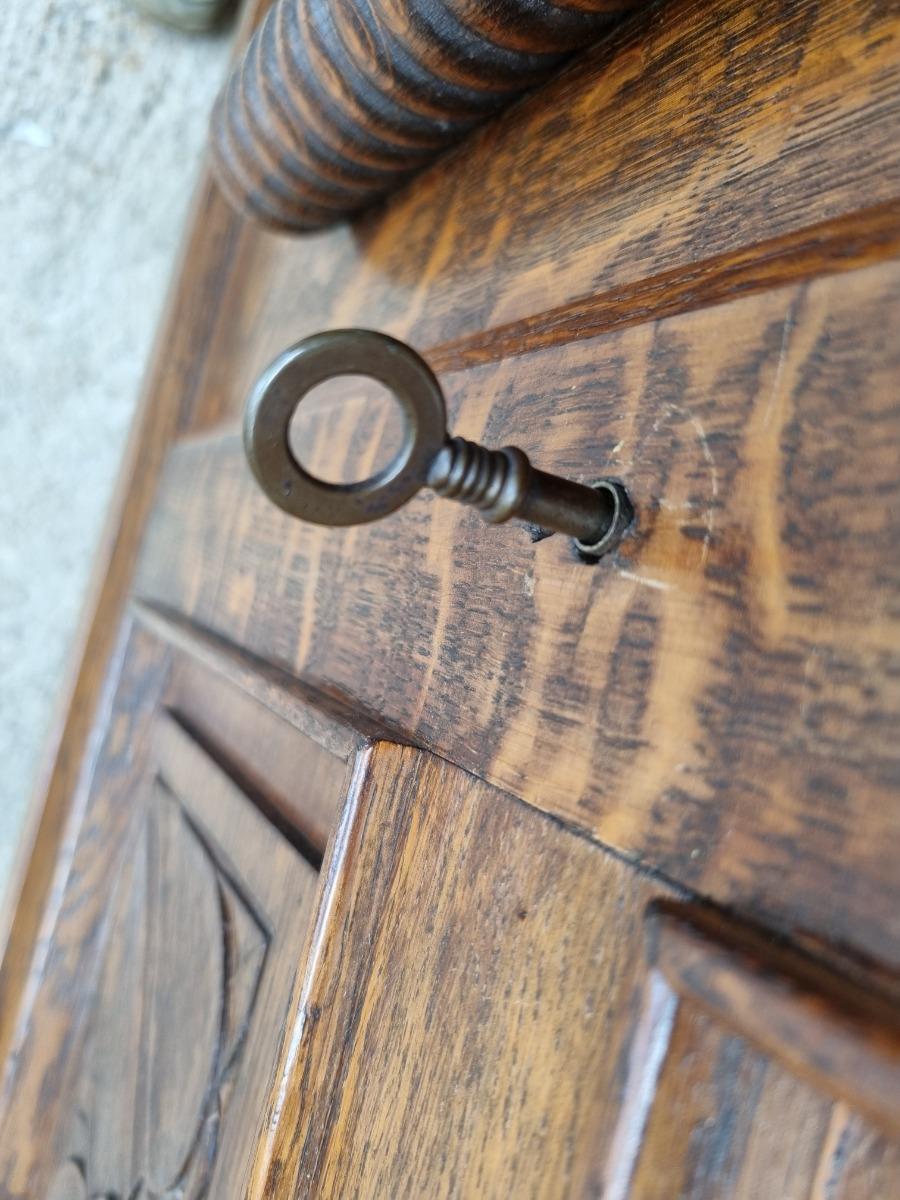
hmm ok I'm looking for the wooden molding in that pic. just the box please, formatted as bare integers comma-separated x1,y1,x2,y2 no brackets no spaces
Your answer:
648,902,900,1139
209,0,644,230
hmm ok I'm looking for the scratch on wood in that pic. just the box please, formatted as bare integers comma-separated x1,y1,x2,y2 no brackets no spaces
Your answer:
616,568,673,593
601,970,678,1200
763,309,795,432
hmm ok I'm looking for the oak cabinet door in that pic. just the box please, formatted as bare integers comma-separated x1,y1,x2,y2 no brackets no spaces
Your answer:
4,0,900,1195
13,630,900,1198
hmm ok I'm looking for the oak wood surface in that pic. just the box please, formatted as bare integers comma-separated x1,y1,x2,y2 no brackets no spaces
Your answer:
246,741,900,1198
627,1001,835,1200
626,904,900,1200
149,714,320,1197
5,0,900,1194
11,0,897,963
624,1002,898,1200
12,637,900,1197
250,739,680,1198
648,902,900,1139
188,0,900,435
0,626,171,1196
210,0,642,229
0,630,331,1199
166,651,347,858
138,257,900,971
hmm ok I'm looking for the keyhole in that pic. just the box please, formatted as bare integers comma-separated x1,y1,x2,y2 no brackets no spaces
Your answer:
287,374,406,486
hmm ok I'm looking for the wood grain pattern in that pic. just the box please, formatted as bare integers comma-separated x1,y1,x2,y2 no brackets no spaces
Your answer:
134,596,403,750
11,0,899,961
250,739,679,1197
6,629,900,1196
166,650,350,858
0,630,331,1199
626,1002,836,1200
248,741,900,1198
210,0,642,229
0,626,171,1197
191,0,900,434
625,906,900,1200
7,0,900,1192
138,257,900,972
58,772,271,1198
149,714,321,1197
820,1111,900,1200
621,1002,900,1200
0,0,276,1101
428,198,900,372
648,902,900,1138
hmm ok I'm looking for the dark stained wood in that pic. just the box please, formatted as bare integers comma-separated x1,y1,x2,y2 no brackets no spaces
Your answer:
0,0,275,1093
648,902,900,1139
249,739,680,1197
189,0,900,435
210,0,643,230
0,632,328,1199
6,0,900,1194
165,648,351,857
137,258,900,971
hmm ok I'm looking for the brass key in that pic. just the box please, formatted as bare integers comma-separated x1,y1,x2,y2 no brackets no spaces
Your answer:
244,329,633,559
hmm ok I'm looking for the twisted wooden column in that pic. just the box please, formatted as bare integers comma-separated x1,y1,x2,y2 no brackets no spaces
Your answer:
209,0,641,231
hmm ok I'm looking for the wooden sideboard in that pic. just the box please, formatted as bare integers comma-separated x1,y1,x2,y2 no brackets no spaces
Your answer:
3,0,900,1195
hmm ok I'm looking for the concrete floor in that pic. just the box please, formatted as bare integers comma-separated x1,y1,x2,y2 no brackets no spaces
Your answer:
0,2,232,900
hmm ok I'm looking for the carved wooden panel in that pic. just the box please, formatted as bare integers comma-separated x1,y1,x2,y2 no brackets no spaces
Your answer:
7,0,900,1195
621,904,900,1200
0,629,338,1199
48,774,272,1199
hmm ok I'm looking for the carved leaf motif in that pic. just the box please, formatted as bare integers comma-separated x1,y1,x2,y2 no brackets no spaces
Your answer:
56,780,270,1199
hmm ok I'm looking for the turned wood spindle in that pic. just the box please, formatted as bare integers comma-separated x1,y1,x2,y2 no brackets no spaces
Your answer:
209,0,643,231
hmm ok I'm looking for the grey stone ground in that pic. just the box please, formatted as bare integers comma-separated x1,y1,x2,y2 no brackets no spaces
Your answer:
0,2,232,901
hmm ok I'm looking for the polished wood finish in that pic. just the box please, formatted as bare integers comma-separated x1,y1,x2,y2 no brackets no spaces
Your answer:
648,903,900,1139
11,635,900,1197
138,256,900,970
188,0,900,434
430,198,900,372
250,741,675,1196
4,0,900,1193
623,1002,900,1200
0,629,336,1197
622,903,900,1199
210,0,642,229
